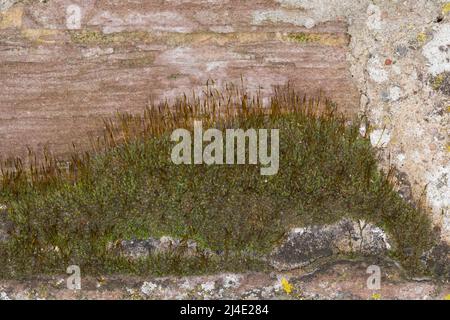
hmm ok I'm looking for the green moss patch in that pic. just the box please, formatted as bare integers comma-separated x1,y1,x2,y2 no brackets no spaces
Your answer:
0,86,434,277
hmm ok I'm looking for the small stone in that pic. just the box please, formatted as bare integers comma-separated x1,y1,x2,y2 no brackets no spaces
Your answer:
0,291,10,300
367,4,382,30
385,58,393,66
423,25,450,75
223,274,241,289
395,45,408,57
304,18,316,29
380,90,390,102
0,0,18,12
421,242,450,279
201,281,215,292
396,153,406,163
368,57,388,83
141,281,159,295
389,86,402,102
118,238,160,258
269,218,391,271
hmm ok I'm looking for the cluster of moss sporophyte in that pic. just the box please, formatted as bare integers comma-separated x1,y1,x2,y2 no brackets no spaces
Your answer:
0,84,435,278
170,120,280,176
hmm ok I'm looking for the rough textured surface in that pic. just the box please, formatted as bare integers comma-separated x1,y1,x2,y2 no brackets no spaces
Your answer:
0,0,447,243
0,0,15,12
339,0,450,243
0,0,449,299
421,241,450,280
270,219,391,271
110,219,394,270
0,0,359,160
0,260,448,300
256,0,450,243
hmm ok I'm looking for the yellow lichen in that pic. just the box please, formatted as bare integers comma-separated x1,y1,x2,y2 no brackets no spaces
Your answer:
444,294,450,300
70,30,151,45
281,278,293,295
284,32,347,46
0,5,23,29
417,32,427,44
287,32,321,43
433,73,445,90
371,293,382,300
443,3,450,15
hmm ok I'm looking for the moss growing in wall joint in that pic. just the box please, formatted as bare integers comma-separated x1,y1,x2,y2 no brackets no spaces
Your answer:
287,32,321,43
0,84,436,278
284,32,348,46
70,30,152,45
